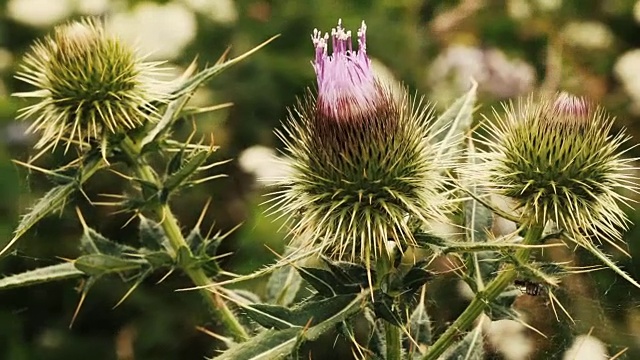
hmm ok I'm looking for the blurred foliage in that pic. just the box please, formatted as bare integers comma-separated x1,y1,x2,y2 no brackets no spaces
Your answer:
1,0,640,359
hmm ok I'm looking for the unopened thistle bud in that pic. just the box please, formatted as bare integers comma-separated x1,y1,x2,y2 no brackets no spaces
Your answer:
271,20,449,267
477,92,638,245
14,18,169,150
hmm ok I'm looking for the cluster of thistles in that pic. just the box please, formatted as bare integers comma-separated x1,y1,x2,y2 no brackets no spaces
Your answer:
14,18,637,271
272,19,636,269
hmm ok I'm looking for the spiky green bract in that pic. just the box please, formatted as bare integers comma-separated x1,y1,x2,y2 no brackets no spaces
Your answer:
14,18,169,151
476,93,638,248
271,85,450,266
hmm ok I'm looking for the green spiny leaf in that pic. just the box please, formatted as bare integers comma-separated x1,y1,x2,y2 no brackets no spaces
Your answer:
2,182,74,256
407,299,431,357
304,291,367,340
402,262,433,294
74,254,146,276
163,150,210,193
210,327,301,360
439,325,484,360
80,226,134,256
138,215,169,251
174,36,279,100
0,262,83,290
298,267,360,296
244,294,359,330
266,264,302,306
433,80,477,161
321,257,372,287
141,94,191,148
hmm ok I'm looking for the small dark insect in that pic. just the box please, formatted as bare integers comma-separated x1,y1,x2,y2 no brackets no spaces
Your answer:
514,279,545,296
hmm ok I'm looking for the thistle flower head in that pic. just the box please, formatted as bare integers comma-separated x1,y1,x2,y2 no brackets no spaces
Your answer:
14,18,170,150
478,92,638,245
271,20,450,267
312,20,381,121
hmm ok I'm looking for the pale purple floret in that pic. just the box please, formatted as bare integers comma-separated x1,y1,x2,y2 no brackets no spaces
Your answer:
553,92,589,119
311,19,380,121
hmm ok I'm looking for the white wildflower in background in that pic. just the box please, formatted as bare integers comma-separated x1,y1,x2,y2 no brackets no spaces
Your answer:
635,1,640,24
238,145,291,187
485,319,533,360
76,0,111,15
614,49,640,114
562,335,608,360
534,0,562,11
109,1,197,60
428,45,535,104
0,48,13,72
7,0,73,27
181,0,239,24
562,21,614,50
507,0,532,19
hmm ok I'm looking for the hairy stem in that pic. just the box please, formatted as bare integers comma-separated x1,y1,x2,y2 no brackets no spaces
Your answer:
120,136,249,342
422,223,545,360
385,321,402,360
377,252,402,360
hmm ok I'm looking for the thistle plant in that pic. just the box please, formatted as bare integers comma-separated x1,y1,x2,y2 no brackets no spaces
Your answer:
272,20,450,272
2,16,640,360
478,93,637,247
14,18,169,151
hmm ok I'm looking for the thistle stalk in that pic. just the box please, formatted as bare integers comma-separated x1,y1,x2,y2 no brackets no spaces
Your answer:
422,223,545,360
119,136,249,342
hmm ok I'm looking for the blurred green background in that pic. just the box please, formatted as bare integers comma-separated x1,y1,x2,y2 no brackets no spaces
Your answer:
1,0,640,359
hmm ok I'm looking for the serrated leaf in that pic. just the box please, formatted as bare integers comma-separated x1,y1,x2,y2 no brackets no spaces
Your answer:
2,155,106,257
266,264,302,306
433,80,477,162
80,226,134,256
74,254,146,276
321,258,372,287
142,251,174,268
163,150,210,192
367,319,387,360
402,262,433,293
138,215,169,251
298,267,361,296
408,301,432,354
303,291,367,340
1,182,75,257
141,95,191,148
211,327,301,360
414,232,447,249
373,291,405,326
215,292,366,360
439,325,484,360
174,35,278,100
0,262,84,290
244,294,358,330
464,137,497,289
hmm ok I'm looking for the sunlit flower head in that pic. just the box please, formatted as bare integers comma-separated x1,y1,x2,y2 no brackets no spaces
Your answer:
475,92,638,247
271,19,450,269
14,18,170,151
311,19,385,122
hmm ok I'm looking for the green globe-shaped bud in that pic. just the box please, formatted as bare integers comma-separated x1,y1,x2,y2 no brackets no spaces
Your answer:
14,18,170,150
272,20,450,266
478,92,638,245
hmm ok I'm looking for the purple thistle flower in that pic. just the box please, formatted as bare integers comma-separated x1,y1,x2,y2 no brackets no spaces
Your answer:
311,19,381,121
553,92,590,119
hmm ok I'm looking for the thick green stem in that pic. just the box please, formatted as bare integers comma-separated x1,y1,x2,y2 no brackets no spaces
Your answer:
422,224,545,360
377,252,403,360
120,136,249,342
385,321,402,360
